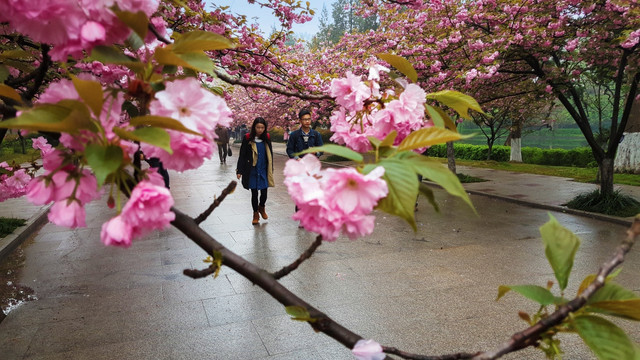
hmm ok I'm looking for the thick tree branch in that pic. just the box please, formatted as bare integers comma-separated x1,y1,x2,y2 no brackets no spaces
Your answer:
195,181,237,224
271,235,323,279
213,70,332,101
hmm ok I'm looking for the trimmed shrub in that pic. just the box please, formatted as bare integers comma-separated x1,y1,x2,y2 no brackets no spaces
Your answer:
426,144,595,168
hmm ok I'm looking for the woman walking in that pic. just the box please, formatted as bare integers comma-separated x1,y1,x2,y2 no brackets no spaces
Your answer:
236,117,274,225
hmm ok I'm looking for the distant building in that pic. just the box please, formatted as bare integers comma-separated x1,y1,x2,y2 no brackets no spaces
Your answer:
615,99,640,173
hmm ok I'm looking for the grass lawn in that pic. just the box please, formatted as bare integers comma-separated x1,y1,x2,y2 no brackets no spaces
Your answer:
0,218,26,238
431,158,640,187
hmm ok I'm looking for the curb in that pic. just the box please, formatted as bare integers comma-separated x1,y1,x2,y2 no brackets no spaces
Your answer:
0,204,50,262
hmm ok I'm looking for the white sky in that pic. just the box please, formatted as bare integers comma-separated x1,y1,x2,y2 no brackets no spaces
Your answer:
205,1,336,39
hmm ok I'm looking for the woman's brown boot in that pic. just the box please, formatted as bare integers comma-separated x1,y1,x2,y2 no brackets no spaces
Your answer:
258,205,268,219
252,211,260,225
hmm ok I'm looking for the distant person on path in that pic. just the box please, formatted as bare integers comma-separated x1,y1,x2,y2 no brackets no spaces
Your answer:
286,108,323,159
236,117,274,225
283,125,290,142
215,125,230,164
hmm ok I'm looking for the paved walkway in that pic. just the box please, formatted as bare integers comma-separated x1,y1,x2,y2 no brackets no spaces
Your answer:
0,142,639,359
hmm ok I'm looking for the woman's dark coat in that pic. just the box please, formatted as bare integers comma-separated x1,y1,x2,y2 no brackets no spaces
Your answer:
236,132,274,190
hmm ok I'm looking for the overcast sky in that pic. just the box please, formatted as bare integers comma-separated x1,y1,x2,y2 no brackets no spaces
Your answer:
205,1,335,39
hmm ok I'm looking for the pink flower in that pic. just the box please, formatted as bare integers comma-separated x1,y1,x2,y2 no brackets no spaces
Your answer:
48,200,86,228
284,157,388,241
101,181,174,247
141,131,214,172
121,181,175,231
75,170,100,204
80,21,106,44
32,136,54,156
100,215,133,248
26,178,55,205
330,71,371,113
352,339,385,360
323,166,388,215
149,77,233,135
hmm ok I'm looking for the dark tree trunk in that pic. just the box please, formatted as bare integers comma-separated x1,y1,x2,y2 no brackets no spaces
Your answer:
599,157,615,197
446,141,456,174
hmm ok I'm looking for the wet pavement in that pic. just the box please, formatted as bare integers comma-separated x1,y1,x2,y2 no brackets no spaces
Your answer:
0,142,638,359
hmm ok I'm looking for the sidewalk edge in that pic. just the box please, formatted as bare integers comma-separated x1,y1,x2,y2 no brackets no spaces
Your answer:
0,205,50,262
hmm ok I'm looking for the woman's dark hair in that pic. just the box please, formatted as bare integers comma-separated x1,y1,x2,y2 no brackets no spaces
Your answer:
249,117,268,141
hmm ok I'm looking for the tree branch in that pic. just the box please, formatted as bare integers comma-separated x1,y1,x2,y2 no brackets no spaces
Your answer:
473,215,640,360
271,235,323,279
194,181,237,224
183,266,217,279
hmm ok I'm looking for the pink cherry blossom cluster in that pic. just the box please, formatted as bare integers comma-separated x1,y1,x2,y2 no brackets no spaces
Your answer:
101,180,174,247
284,155,388,241
0,162,31,202
0,0,159,61
141,77,233,172
329,71,430,153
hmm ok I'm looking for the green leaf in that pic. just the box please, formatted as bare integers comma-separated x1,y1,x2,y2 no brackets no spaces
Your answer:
425,104,457,131
84,144,123,186
0,83,22,103
71,76,104,117
376,53,418,83
0,101,96,133
426,90,483,119
298,144,363,162
539,214,581,291
0,66,10,83
113,10,148,41
172,31,234,53
87,46,145,72
364,159,419,230
285,306,316,322
402,153,474,210
154,47,214,74
589,283,638,303
573,315,638,360
125,31,144,51
588,299,640,321
418,182,439,212
577,269,622,295
496,285,557,305
397,127,464,152
380,130,398,148
113,127,172,154
129,115,201,136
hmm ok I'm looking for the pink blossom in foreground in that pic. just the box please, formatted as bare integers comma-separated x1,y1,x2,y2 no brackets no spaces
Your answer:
330,71,371,113
149,77,233,134
48,200,86,228
101,215,133,248
284,156,388,241
352,339,385,360
141,132,214,172
101,181,174,247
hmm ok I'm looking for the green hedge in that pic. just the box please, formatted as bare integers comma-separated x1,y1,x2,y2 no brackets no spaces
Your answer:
268,127,334,144
426,143,596,168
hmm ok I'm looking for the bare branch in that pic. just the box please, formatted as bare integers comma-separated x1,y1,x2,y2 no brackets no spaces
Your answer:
183,266,217,279
195,181,238,224
214,70,333,101
272,235,323,279
382,347,477,360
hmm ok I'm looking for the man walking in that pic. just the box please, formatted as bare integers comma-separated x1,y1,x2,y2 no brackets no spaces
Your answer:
286,108,323,159
215,125,230,164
